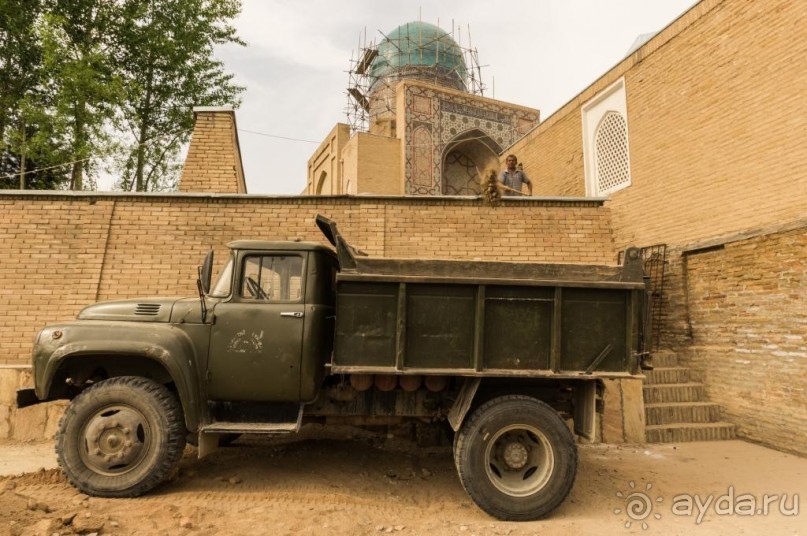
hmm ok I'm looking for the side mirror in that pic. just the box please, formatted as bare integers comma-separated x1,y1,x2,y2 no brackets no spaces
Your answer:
200,250,214,294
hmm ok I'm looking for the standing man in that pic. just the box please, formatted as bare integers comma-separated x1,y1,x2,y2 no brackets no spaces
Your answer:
500,154,532,196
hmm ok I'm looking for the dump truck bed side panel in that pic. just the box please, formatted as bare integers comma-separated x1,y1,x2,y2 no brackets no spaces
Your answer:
333,278,641,377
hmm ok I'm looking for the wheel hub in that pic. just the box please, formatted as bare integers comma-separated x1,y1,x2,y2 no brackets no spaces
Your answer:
82,406,148,474
484,424,555,498
503,441,529,470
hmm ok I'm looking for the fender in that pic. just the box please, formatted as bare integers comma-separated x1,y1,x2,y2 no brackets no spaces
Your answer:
33,321,205,431
447,377,482,431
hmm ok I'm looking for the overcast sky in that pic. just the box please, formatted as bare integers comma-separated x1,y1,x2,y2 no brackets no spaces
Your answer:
214,0,698,195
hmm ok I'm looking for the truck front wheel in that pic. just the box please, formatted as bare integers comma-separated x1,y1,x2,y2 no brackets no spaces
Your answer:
454,395,577,521
56,376,186,497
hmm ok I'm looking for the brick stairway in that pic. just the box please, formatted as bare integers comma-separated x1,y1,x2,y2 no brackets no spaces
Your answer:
644,350,736,442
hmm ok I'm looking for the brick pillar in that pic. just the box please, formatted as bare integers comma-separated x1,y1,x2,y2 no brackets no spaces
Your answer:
601,378,646,444
179,106,247,194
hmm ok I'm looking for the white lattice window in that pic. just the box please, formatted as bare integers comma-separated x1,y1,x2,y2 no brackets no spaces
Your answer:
595,112,630,194
582,78,632,196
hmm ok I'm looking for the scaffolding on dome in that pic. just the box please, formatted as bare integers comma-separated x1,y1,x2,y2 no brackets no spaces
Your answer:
345,21,487,135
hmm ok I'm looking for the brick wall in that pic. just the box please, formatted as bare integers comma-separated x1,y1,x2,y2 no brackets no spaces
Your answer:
511,0,807,249
0,192,615,366
607,0,806,250
684,226,807,456
179,108,247,194
307,123,350,195
505,0,807,454
348,132,402,195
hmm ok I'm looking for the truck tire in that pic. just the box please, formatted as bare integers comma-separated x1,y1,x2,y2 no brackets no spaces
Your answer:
454,395,577,521
56,376,186,498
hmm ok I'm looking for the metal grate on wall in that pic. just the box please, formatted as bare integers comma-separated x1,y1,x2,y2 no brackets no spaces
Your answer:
595,111,630,194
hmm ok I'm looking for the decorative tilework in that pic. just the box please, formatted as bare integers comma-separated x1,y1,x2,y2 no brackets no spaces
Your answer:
412,126,434,189
517,118,535,135
403,84,539,195
443,151,482,195
413,94,433,116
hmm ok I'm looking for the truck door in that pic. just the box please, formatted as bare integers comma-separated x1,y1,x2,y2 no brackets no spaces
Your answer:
207,253,306,401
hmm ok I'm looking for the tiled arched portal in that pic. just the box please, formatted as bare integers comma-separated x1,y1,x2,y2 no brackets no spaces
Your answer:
441,130,501,195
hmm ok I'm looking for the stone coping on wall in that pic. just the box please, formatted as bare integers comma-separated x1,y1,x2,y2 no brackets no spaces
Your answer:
680,217,807,255
0,190,606,208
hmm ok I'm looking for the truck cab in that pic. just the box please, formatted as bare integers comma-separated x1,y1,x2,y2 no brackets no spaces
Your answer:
202,241,337,404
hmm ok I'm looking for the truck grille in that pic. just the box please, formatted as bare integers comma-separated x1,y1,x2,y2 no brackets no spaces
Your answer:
135,303,162,316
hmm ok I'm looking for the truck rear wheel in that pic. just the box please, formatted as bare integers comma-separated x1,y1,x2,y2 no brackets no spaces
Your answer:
56,376,186,497
454,395,577,521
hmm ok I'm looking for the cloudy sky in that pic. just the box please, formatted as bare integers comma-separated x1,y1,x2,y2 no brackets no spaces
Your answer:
215,0,697,195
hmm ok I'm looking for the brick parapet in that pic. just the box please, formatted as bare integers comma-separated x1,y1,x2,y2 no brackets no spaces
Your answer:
0,193,616,365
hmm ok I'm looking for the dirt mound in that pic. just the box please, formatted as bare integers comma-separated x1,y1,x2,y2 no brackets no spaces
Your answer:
1,468,64,488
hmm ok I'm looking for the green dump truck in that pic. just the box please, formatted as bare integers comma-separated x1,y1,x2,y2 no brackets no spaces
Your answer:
19,215,650,521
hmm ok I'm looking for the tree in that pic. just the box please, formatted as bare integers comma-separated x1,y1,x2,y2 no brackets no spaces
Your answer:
1,0,244,192
0,109,72,190
114,0,244,191
38,0,123,190
0,0,69,189
0,0,41,143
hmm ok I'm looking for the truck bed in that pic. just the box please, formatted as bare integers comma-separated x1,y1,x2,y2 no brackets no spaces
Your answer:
317,215,647,379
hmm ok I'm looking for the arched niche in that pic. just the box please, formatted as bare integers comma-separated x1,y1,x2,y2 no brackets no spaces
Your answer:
441,129,502,195
315,170,329,195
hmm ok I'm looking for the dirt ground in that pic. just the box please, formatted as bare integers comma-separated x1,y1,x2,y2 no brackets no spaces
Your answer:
0,426,804,536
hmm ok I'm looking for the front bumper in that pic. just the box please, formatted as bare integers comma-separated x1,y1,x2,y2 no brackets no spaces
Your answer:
16,388,41,409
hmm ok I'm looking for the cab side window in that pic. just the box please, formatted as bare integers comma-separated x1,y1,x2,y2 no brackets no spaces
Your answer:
241,255,303,302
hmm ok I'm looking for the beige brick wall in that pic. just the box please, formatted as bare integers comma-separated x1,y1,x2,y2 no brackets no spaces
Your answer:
179,108,247,194
0,197,115,361
307,126,400,196
307,123,350,195
352,133,402,195
511,0,807,248
607,0,806,250
0,192,615,366
684,226,807,456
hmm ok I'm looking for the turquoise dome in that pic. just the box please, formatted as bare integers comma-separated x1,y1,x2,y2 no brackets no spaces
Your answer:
369,21,468,91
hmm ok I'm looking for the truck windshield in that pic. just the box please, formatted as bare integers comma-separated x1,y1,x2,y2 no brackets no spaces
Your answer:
209,257,234,298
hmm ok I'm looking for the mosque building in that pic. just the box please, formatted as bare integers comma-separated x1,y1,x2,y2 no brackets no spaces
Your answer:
305,21,539,196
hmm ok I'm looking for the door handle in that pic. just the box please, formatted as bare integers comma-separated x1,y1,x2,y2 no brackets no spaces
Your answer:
280,312,304,318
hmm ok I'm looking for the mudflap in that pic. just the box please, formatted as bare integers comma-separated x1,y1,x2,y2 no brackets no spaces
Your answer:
198,433,221,459
573,380,597,441
448,377,482,432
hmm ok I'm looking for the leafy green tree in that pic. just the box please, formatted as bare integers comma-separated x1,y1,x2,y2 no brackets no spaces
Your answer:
0,0,69,189
0,0,41,141
114,0,244,191
1,0,244,191
38,1,123,190
0,98,72,190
